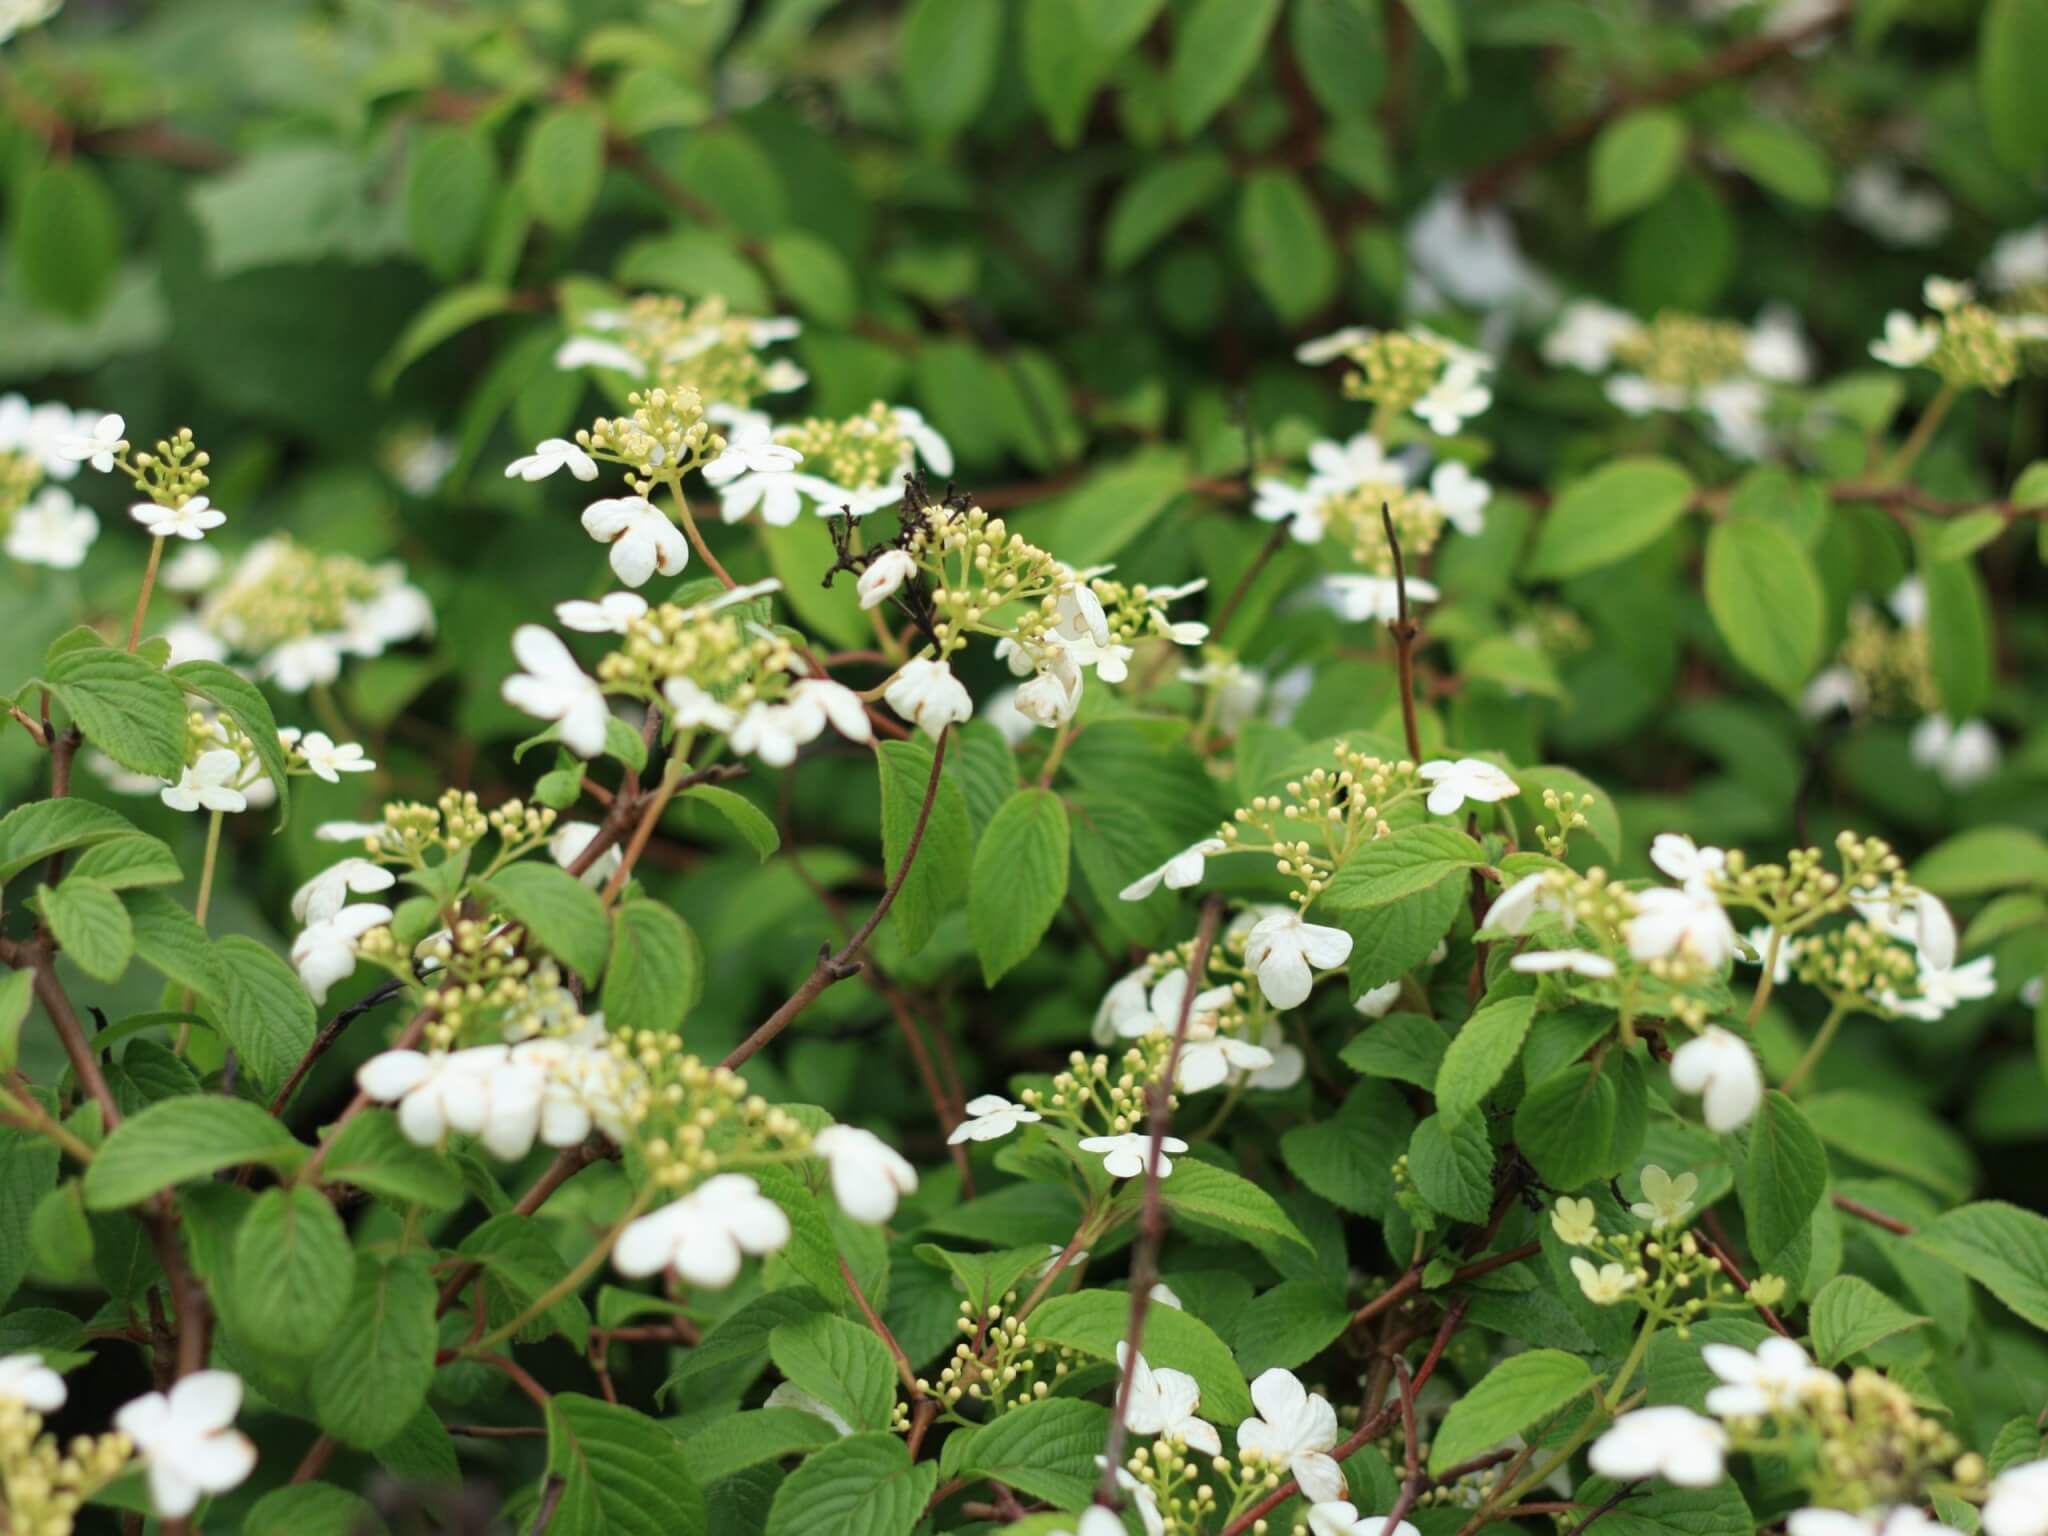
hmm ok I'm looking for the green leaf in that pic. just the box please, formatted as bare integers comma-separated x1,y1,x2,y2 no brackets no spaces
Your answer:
878,737,973,957
761,231,857,328
958,1397,1108,1509
1429,1350,1594,1474
914,1244,1051,1315
125,889,227,1005
1514,1062,1620,1191
604,900,703,1035
765,1432,934,1536
1705,518,1825,702
317,1109,464,1210
680,1408,839,1486
520,106,607,234
1802,1090,1975,1203
1526,458,1697,581
1914,825,2048,897
1291,0,1387,119
228,1185,353,1357
1035,449,1192,567
14,159,120,321
38,877,133,984
311,1251,438,1448
1169,0,1283,137
1237,170,1338,325
546,1393,707,1536
460,1212,592,1350
1233,1278,1354,1376
1435,994,1537,1127
1590,109,1689,225
899,0,1005,142
1808,1274,1931,1366
1280,1080,1413,1218
768,1314,898,1434
477,862,609,983
83,1095,304,1209
1919,550,1995,721
1335,877,1464,998
404,123,500,280
661,1287,830,1399
1323,824,1486,909
968,788,1070,985
1739,1091,1828,1266
1028,1290,1252,1422
0,970,31,1077
210,935,316,1095
1408,1112,1495,1223
1982,0,2048,175
0,800,140,888
187,144,404,274
1461,636,1567,701
1105,154,1232,273
67,834,182,892
1399,0,1467,94
246,1485,387,1536
39,645,188,781
1022,0,1112,148
1341,1012,1448,1087
1715,118,1833,207
373,283,513,395
170,659,296,818
1921,510,2006,563
1910,1200,2048,1331
1567,1476,1754,1536
1152,1159,1313,1257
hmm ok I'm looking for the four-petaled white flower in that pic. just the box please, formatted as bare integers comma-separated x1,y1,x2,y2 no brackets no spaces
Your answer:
813,1124,919,1225
947,1093,1042,1145
1417,758,1519,816
1881,951,1997,1022
1870,311,1939,369
1908,713,2000,790
1307,432,1406,493
550,820,623,887
1237,1367,1346,1503
554,336,645,376
1081,1131,1188,1180
358,1044,550,1159
1307,1504,1421,1536
56,412,126,473
1105,969,1232,1042
1252,479,1328,543
858,549,918,610
1414,361,1492,435
1244,911,1354,1011
1630,1164,1699,1228
502,625,611,757
729,678,873,767
1120,838,1228,901
131,496,225,542
1983,1456,2048,1536
1244,1021,1306,1091
4,487,98,568
1321,574,1438,625
1702,1336,1835,1418
1543,300,1643,373
581,496,688,588
556,591,649,634
1589,1406,1727,1488
1571,1257,1639,1305
290,857,396,925
506,438,599,481
296,730,373,783
1650,833,1725,889
1175,1022,1274,1095
1511,950,1616,979
1551,1196,1599,1247
114,1370,258,1519
1627,885,1738,969
0,1352,66,1411
1486,872,1563,936
1669,1025,1763,1133
1430,460,1491,536
612,1173,793,1287
161,748,249,814
884,656,973,738
291,901,392,1003
1115,1343,1221,1454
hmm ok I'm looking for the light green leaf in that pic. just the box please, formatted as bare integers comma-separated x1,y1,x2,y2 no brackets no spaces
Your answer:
39,644,187,781
460,1212,592,1350
311,1251,438,1448
1281,1080,1414,1218
1151,1159,1313,1257
1237,170,1338,325
1022,0,1112,148
1809,1274,1930,1366
1335,878,1464,997
0,800,141,889
520,106,607,235
604,900,703,1035
1739,1091,1828,1266
67,833,182,892
1566,1476,1754,1536
1341,1012,1449,1087
958,1398,1108,1510
1802,1090,1975,1203
1526,458,1697,581
769,1314,899,1434
1408,1112,1495,1223
1919,550,1994,721
878,737,973,957
84,1095,304,1209
167,659,292,821
1590,109,1689,225
1982,0,2048,175
38,877,132,983
1029,1290,1252,1422
1035,449,1191,567
477,862,609,983
1705,518,1825,702
404,123,500,280
1169,0,1283,137
1716,118,1833,207
1105,154,1232,273
968,788,1070,985
245,1485,387,1536
1429,1350,1594,1474
187,144,404,274
373,283,512,395
680,1408,838,1486
1233,1278,1353,1376
15,159,120,320
1921,511,2006,563
761,231,857,328
547,1393,707,1536
228,1185,353,1358
0,970,32,1077
1322,824,1486,909
125,889,227,1006
210,935,315,1095
899,0,1005,142
317,1110,464,1210
1914,827,2048,897
1910,1200,2048,1331
764,1432,933,1536
1515,1062,1620,1191
1399,0,1467,94
1435,994,1537,1127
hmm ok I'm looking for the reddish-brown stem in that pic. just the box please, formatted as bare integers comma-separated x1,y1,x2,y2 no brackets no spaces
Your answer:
1694,1216,1793,1339
1832,1192,1915,1235
840,1253,920,1396
1380,502,1424,761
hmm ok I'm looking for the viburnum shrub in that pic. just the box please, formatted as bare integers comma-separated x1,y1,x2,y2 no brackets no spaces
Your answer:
6,4,2048,1536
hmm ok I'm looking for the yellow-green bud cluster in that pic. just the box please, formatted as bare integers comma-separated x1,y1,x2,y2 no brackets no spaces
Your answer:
578,385,723,491
614,1042,811,1187
0,1398,133,1536
1534,787,1596,858
904,501,1071,661
125,426,211,510
1929,299,2023,392
1837,601,1939,716
605,295,790,408
594,595,793,709
1336,329,1460,414
199,536,397,653
1612,310,1752,389
1220,746,1423,906
0,451,41,522
1715,832,1907,929
1324,481,1445,577
776,402,907,493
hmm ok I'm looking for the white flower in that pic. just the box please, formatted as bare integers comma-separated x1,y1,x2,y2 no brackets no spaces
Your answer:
1354,979,1403,1018
550,821,623,887
291,858,396,924
1650,833,1725,889
55,411,126,473
1627,886,1738,969
160,543,223,592
1551,1196,1600,1247
1923,274,1972,313
1093,970,1152,1045
1295,326,1374,365
1244,911,1354,1010
115,1370,257,1519
1486,873,1562,936
509,1025,632,1147
883,656,973,737
0,1353,65,1411
1589,1406,1726,1488
358,1045,547,1160
161,748,249,814
1150,1283,1183,1310
1630,1165,1699,1228
1116,1342,1220,1454
1739,925,1798,984
1881,951,1997,1022
1988,223,2048,293
1607,374,1689,416
581,496,688,588
1511,949,1617,978
891,406,954,476
263,634,346,693
1237,1368,1346,1503
1108,969,1233,1042
1746,305,1814,384
1081,1132,1188,1180
1984,1457,2048,1536
131,496,225,542
1572,1257,1639,1305
1320,574,1438,624
1244,1021,1305,1091
161,617,227,666
1253,479,1327,543
662,676,738,734
554,336,646,376
1307,1504,1420,1536
506,438,599,481
1413,361,1492,435
1801,665,1867,720
502,625,611,757
4,486,98,568
1908,713,2000,790
290,902,393,1004
1430,460,1491,536
730,678,873,767
1097,1459,1168,1536
556,591,649,634
1669,1026,1763,1133
1702,378,1772,461
1013,646,1085,727
295,731,373,783
1870,310,1940,369
1417,758,1520,816
701,409,805,485
1703,1336,1835,1418
1790,1511,1964,1536
1543,300,1642,373
947,1094,1042,1145
858,549,917,609
316,819,394,846
1119,838,1228,901
612,1173,792,1286
1405,186,1538,309
1307,432,1406,494
1176,1025,1273,1095
1842,160,1951,248
813,1125,919,1225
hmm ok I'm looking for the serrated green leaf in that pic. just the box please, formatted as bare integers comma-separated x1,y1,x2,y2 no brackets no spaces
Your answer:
210,935,316,1095
317,1109,464,1210
311,1250,438,1447
1705,518,1825,702
769,1314,898,1434
968,787,1069,985
39,645,187,781
477,861,609,983
1739,1091,1828,1267
169,659,291,821
228,1185,353,1357
765,1432,932,1536
83,1094,303,1209
38,877,133,983
1809,1274,1930,1365
1526,458,1696,581
1435,994,1536,1127
1323,823,1486,909
1429,1350,1593,1474
1029,1290,1252,1422
879,737,973,957
604,900,702,1035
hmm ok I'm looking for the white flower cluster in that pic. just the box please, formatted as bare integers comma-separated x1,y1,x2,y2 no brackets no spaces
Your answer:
706,402,953,523
1,394,102,569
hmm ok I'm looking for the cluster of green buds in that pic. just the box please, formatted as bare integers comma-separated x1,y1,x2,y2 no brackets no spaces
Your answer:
1124,1437,1269,1535
0,448,40,523
1328,480,1446,576
1835,599,1938,716
1787,921,1920,1010
370,914,574,1051
924,1297,1051,1416
1611,310,1753,389
573,294,802,407
1531,787,1597,859
1924,281,2026,392
1021,1043,1175,1139
1725,1367,1984,1514
0,1397,133,1536
900,498,1078,663
1220,747,1428,907
1550,1188,1780,1327
198,536,399,655
1512,602,1594,664
361,788,558,873
594,584,791,714
579,384,726,494
120,425,211,510
777,402,911,498
610,1041,812,1190
1714,832,1909,943
1311,326,1464,414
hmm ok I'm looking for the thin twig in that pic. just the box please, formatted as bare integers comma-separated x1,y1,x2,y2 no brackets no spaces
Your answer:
267,979,406,1115
1831,1191,1915,1236
1382,502,1424,762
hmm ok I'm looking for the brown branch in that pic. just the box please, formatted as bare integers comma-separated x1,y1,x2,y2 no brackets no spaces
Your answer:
436,1138,608,1312
1096,895,1227,1504
1382,502,1425,763
1831,1191,1915,1236
1694,1215,1792,1339
532,1476,569,1533
840,1252,921,1397
267,978,406,1115
1350,1241,1541,1329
